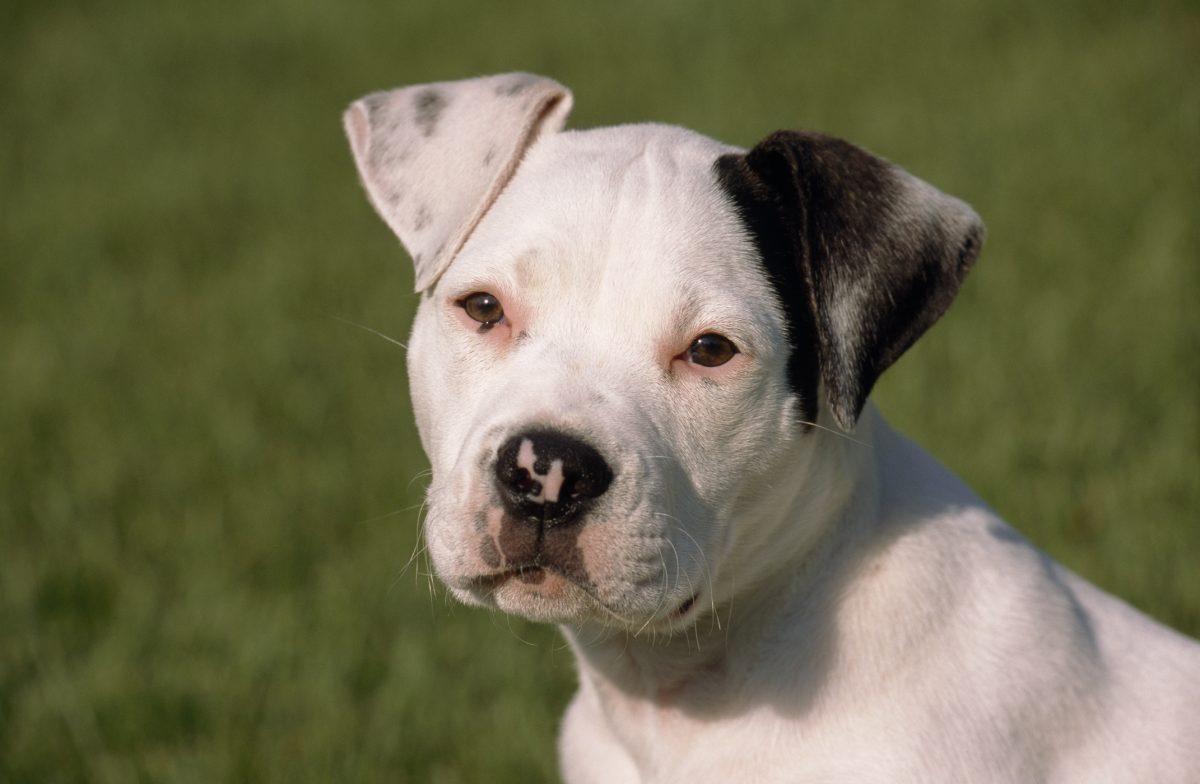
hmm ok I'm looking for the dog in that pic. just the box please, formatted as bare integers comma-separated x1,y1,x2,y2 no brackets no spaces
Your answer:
343,73,1199,782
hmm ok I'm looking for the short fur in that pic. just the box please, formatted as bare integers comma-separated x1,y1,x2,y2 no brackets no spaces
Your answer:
343,73,1200,783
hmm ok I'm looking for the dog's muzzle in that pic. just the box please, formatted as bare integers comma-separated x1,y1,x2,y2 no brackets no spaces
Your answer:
493,429,613,528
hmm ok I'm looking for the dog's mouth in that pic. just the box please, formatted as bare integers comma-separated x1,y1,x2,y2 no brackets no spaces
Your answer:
469,567,701,628
461,565,607,624
672,593,697,618
467,564,591,605
470,565,555,590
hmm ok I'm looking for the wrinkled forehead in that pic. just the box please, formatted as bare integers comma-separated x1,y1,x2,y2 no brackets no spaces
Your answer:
441,124,774,332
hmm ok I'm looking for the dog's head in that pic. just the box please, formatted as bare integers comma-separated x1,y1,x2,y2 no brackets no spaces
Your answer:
344,73,983,630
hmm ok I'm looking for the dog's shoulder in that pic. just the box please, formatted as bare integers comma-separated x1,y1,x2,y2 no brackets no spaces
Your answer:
855,418,1200,780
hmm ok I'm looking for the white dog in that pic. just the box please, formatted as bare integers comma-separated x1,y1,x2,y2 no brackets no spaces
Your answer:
343,73,1199,782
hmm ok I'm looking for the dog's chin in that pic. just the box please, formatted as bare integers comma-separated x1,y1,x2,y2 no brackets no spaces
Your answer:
452,569,605,624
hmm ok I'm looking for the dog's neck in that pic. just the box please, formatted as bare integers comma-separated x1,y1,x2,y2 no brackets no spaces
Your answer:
563,405,889,715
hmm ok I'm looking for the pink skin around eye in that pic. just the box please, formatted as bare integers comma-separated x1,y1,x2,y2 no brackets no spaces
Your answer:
449,291,520,345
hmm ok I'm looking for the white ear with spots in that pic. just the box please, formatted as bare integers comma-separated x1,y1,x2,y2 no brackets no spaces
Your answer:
343,73,574,291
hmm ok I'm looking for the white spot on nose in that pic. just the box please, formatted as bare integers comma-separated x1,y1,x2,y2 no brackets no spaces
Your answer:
516,438,566,504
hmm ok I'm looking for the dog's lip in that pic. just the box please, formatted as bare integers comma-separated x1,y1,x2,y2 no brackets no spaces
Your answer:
467,565,641,621
672,593,697,618
465,570,702,626
467,564,565,592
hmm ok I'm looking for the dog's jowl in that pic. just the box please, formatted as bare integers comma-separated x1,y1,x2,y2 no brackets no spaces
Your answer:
344,73,1200,783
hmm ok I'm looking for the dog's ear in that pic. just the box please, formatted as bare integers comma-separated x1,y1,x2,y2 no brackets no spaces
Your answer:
344,73,573,291
715,131,984,432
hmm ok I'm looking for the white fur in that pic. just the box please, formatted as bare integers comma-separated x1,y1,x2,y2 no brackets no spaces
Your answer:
345,74,1200,783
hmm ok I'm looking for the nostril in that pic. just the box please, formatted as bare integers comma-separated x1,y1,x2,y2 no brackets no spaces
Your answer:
495,457,538,495
512,468,540,496
493,429,613,525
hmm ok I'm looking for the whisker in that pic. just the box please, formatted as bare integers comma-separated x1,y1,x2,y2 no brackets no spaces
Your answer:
356,504,423,527
796,419,872,448
634,542,672,638
668,536,700,652
397,498,432,581
673,524,717,630
504,614,538,647
406,469,433,492
330,315,409,351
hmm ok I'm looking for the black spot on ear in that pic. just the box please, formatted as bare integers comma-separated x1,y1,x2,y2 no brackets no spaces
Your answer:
382,183,404,208
413,89,447,137
384,146,411,166
413,204,432,232
496,75,536,96
363,92,390,118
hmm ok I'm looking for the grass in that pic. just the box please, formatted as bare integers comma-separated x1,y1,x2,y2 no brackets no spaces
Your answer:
1,0,1196,780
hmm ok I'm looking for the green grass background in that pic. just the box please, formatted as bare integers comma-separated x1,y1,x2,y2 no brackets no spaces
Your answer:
2,0,1197,780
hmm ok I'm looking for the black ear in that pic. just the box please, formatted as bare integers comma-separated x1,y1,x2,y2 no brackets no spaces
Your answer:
715,131,984,432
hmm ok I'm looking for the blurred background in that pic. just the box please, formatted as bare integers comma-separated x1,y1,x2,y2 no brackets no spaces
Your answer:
2,0,1197,780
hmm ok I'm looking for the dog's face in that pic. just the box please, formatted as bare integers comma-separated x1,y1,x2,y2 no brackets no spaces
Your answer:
344,74,983,630
408,125,799,627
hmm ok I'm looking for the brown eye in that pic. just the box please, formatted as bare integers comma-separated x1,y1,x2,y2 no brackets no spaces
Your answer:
687,333,738,367
460,292,504,325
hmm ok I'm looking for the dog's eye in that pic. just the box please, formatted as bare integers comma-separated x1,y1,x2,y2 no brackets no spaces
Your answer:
687,333,738,367
459,292,505,325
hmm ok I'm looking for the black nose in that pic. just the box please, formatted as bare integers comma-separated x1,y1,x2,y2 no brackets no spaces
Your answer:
494,429,613,527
